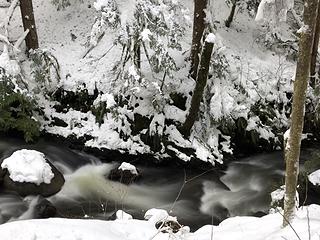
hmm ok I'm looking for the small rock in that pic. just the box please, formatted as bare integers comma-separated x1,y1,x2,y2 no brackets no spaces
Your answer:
108,162,140,185
34,198,57,219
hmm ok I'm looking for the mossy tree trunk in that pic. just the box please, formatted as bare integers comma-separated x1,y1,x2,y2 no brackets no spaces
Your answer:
180,36,214,137
283,0,319,227
225,0,237,28
190,0,208,80
310,2,320,88
19,0,39,51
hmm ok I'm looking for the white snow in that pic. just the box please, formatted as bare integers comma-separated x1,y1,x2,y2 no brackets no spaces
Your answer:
141,28,152,42
271,185,285,205
205,33,216,43
309,169,320,186
144,208,169,223
118,162,138,175
1,149,54,185
93,93,116,108
115,210,133,220
0,46,20,76
0,205,320,240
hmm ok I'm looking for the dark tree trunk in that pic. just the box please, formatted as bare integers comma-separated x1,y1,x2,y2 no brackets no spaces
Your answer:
225,1,237,28
283,0,319,227
19,0,39,51
190,0,208,80
134,42,141,70
180,36,214,137
310,2,320,88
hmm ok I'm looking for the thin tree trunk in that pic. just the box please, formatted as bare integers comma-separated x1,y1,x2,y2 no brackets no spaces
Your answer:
310,2,320,88
190,0,208,80
225,0,237,28
19,0,39,51
283,0,319,227
180,35,214,137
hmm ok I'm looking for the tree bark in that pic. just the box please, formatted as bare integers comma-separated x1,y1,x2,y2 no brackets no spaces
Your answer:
181,35,214,137
19,0,39,51
190,0,208,80
225,0,237,28
310,2,320,88
283,0,319,227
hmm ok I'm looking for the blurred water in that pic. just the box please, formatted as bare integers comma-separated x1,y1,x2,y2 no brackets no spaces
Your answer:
0,136,294,230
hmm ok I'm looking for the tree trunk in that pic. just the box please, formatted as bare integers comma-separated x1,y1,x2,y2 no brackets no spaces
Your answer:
180,35,214,137
225,0,237,28
19,0,39,51
283,0,319,227
190,0,208,80
310,2,320,88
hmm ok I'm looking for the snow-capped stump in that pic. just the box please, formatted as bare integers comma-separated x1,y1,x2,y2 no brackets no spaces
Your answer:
0,149,65,197
108,162,140,185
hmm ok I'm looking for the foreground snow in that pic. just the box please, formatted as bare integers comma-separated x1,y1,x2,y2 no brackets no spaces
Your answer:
1,205,320,240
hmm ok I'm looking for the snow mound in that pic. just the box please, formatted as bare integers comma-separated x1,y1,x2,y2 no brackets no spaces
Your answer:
116,210,133,220
1,149,54,185
309,169,320,186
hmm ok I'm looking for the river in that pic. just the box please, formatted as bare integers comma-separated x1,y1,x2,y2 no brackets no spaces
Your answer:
0,137,313,231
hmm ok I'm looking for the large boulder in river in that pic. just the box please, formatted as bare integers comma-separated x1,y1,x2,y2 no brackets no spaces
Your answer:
108,162,140,185
0,149,65,197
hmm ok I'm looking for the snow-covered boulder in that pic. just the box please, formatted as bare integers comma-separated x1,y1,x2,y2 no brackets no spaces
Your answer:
0,149,65,197
108,162,140,185
308,169,320,198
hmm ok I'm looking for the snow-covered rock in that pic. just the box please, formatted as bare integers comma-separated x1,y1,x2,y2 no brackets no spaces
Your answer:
0,149,65,197
309,169,320,186
108,162,140,185
1,149,54,185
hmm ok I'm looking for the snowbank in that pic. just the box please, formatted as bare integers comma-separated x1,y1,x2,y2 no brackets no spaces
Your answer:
0,205,320,240
1,149,54,185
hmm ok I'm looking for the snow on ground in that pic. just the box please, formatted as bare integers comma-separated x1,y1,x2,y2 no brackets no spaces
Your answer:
0,0,302,163
0,205,320,240
1,149,54,185
309,169,320,186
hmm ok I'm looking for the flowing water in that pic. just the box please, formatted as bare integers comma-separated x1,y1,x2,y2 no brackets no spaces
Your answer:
0,137,310,230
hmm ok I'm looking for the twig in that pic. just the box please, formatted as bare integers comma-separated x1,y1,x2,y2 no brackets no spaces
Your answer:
307,208,311,240
169,169,186,214
303,175,309,206
277,209,302,240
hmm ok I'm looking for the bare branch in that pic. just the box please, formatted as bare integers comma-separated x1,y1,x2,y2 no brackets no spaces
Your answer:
14,29,29,49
